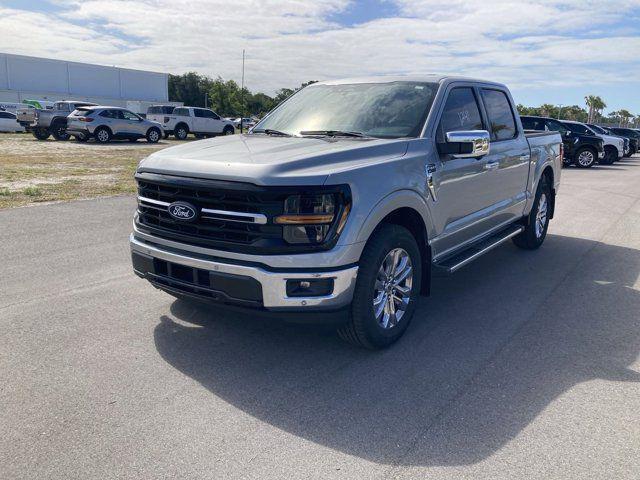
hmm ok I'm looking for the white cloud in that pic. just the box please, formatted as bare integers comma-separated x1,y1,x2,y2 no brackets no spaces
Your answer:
0,0,639,98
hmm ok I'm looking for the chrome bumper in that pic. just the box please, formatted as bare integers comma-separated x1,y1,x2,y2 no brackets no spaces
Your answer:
130,234,358,310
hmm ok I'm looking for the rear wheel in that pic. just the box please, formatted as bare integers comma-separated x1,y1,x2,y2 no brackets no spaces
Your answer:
574,147,597,168
338,224,421,349
513,175,551,250
223,126,235,135
94,126,111,143
32,128,50,140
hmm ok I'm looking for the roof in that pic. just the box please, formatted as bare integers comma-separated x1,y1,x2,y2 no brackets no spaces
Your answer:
315,74,506,88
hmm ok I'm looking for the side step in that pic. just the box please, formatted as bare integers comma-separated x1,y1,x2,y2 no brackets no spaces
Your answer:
434,224,524,274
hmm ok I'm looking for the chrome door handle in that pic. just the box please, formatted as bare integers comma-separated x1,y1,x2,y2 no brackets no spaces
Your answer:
484,161,499,170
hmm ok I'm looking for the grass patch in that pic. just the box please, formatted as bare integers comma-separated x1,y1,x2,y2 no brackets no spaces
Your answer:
0,133,182,208
23,186,42,196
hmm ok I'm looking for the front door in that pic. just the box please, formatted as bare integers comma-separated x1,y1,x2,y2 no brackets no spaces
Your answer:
429,85,496,258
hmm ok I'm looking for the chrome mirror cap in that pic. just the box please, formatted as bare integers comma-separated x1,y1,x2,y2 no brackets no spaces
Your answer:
445,130,490,158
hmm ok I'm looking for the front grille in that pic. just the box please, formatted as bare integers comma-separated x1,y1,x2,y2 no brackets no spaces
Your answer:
135,173,285,251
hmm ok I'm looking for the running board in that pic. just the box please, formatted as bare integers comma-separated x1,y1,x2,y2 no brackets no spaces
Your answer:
434,224,524,274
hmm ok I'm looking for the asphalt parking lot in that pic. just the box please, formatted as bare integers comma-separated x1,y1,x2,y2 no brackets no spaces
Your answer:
2,157,640,479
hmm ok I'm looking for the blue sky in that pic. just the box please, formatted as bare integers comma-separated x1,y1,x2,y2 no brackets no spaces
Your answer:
1,0,639,114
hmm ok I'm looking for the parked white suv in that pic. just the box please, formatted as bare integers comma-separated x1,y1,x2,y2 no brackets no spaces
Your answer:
163,107,235,140
561,120,625,165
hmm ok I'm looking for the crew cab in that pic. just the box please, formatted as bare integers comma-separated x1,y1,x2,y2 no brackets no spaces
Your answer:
520,115,604,168
131,76,562,349
162,107,235,140
561,120,624,165
16,100,97,140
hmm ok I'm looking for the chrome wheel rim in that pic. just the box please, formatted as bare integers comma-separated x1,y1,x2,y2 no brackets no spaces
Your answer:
535,193,548,238
578,150,594,166
373,248,413,329
97,130,109,142
178,128,186,139
149,130,159,142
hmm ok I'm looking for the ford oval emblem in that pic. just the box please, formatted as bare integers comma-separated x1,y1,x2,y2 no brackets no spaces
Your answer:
168,202,197,221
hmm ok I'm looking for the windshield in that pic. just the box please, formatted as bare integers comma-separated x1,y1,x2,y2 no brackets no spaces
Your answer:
255,81,438,138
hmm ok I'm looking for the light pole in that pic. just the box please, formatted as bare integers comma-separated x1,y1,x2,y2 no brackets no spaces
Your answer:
240,49,245,133
557,104,563,120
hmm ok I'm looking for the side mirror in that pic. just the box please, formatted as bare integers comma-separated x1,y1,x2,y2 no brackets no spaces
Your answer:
442,130,490,158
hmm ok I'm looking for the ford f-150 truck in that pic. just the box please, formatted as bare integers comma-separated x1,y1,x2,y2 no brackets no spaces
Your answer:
131,76,562,349
16,100,97,140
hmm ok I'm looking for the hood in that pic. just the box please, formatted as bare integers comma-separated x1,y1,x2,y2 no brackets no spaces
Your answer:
138,134,409,186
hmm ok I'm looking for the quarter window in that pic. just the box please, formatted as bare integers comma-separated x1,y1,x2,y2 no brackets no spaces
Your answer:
481,89,517,141
438,88,483,139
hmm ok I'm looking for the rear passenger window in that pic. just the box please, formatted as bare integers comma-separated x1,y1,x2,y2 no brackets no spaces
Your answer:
99,110,117,118
481,89,517,141
438,88,483,138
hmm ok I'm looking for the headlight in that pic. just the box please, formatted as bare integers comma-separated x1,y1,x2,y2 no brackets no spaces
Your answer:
275,191,350,244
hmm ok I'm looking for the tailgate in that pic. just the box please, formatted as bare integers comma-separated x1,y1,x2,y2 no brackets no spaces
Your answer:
16,108,36,124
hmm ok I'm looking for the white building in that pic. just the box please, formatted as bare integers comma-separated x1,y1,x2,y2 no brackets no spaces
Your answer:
0,53,175,112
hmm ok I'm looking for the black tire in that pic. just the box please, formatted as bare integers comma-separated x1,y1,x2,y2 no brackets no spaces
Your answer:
574,147,597,168
51,122,70,141
513,175,552,250
600,146,618,165
338,224,422,349
223,126,235,135
32,128,50,140
94,126,112,144
146,127,161,143
174,124,189,140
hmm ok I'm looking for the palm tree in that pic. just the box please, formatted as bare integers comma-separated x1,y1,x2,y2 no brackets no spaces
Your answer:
585,95,596,123
618,109,633,127
592,96,606,122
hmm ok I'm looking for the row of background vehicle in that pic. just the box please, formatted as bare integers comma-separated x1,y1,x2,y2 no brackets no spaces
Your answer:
521,115,640,168
6,101,251,143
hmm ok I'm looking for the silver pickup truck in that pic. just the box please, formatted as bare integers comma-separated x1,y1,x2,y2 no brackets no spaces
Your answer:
16,100,96,140
130,75,562,348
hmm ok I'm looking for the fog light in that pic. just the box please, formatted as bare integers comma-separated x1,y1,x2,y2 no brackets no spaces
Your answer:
286,278,334,297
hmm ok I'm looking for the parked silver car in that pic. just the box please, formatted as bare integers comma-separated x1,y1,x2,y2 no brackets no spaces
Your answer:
67,106,163,143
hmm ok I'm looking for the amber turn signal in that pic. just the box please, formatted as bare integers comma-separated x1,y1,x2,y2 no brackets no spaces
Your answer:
274,214,334,224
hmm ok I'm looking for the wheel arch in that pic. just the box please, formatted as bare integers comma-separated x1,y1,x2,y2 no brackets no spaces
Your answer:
355,191,434,296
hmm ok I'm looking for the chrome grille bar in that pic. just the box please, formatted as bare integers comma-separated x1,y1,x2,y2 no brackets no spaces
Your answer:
137,196,268,224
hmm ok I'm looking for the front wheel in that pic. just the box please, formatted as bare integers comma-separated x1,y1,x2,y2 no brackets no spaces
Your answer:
600,146,617,165
94,127,112,143
574,147,597,168
338,224,422,349
513,175,551,250
223,126,235,135
146,127,161,143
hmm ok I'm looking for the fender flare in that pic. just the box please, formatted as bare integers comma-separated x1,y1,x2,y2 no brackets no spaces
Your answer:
354,189,435,245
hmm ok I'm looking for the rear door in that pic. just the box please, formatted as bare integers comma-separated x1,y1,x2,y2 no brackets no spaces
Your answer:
477,87,530,226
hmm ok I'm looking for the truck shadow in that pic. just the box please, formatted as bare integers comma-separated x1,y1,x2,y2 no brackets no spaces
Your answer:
153,234,640,466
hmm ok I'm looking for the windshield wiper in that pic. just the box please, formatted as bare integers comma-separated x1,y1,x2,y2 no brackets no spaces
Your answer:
251,128,293,137
300,130,372,138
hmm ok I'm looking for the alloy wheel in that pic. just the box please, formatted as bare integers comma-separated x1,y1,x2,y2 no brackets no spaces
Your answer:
535,193,548,238
373,248,413,329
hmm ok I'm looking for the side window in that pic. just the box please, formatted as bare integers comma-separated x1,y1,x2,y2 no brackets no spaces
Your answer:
193,109,206,118
437,87,483,139
521,117,537,130
545,120,567,134
122,110,140,121
203,110,220,119
480,89,517,141
0,112,13,119
99,109,116,118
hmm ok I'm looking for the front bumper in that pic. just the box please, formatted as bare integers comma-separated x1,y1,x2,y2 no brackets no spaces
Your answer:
130,234,358,311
